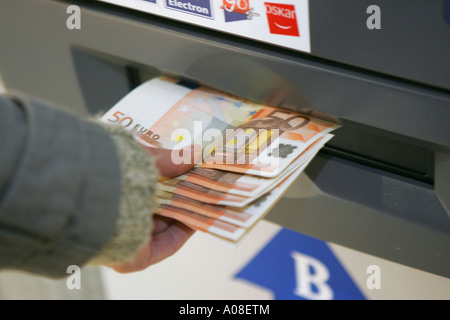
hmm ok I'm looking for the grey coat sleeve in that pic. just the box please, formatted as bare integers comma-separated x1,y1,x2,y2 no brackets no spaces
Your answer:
0,93,121,278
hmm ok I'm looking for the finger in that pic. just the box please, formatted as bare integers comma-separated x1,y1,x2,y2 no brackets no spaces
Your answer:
109,217,172,274
111,222,195,274
147,145,202,178
146,221,195,265
151,215,175,235
111,242,154,274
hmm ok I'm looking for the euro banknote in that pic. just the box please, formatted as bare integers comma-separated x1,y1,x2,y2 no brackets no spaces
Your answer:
158,134,332,206
101,76,339,177
156,151,318,245
173,134,333,198
100,76,339,245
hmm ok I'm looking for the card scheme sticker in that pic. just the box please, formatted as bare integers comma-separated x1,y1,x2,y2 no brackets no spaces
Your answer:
222,0,257,22
265,2,300,37
165,0,214,19
97,0,311,53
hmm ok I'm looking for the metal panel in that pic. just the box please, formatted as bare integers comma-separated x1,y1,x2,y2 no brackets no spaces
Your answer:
310,0,450,90
266,155,450,278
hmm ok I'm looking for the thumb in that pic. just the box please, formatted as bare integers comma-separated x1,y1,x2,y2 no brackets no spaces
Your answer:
147,145,202,178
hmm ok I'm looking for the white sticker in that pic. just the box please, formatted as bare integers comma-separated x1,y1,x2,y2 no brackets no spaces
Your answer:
98,0,311,53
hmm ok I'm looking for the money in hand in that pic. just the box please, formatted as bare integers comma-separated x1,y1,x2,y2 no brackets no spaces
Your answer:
101,77,339,246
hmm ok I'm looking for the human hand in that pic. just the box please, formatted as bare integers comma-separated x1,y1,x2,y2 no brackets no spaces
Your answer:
146,144,202,178
111,145,201,273
111,215,195,273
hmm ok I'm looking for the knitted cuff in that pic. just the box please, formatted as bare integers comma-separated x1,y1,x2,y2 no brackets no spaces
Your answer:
89,122,160,266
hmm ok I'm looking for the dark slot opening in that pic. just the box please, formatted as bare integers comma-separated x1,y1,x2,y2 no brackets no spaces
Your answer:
321,122,434,184
73,49,434,185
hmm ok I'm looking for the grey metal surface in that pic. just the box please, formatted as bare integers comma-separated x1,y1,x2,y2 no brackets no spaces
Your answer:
0,0,448,278
310,0,450,91
71,50,131,115
436,152,450,215
265,156,450,278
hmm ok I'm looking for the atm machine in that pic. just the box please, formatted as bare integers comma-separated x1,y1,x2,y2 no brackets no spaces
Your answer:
0,0,449,280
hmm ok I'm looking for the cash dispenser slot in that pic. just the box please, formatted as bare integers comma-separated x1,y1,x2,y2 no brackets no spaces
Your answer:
321,122,435,184
72,48,435,186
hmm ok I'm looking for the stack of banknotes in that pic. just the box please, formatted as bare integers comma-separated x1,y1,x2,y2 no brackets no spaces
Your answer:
101,77,339,247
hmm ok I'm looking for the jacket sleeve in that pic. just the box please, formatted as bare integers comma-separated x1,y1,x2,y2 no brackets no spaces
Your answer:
0,93,122,278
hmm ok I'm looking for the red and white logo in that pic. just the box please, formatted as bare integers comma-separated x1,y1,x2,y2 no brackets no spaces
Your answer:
264,2,300,37
223,0,250,14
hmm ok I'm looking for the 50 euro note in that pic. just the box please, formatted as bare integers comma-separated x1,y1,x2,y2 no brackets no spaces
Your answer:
173,134,333,198
200,108,338,177
159,134,332,207
99,76,339,245
100,76,339,177
156,151,319,246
